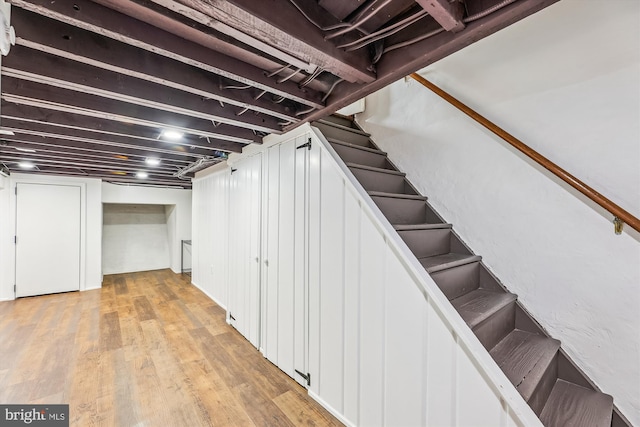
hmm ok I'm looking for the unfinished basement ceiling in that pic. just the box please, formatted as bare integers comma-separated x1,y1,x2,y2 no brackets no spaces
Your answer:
0,0,558,188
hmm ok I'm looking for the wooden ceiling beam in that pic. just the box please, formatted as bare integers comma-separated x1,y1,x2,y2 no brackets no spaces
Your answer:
0,133,197,166
1,103,239,155
415,0,465,32
1,76,255,149
9,168,192,187
0,152,182,175
291,0,560,126
3,46,283,134
8,0,325,108
10,8,301,123
146,0,376,83
0,150,181,174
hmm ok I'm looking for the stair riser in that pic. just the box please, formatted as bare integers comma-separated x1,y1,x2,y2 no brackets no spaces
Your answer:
473,302,516,350
331,144,394,169
350,168,414,195
399,228,451,258
371,196,441,225
399,228,473,260
430,262,480,300
320,116,356,128
314,122,371,146
528,357,559,415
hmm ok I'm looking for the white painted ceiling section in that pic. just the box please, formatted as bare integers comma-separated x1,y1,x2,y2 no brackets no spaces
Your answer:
356,0,640,423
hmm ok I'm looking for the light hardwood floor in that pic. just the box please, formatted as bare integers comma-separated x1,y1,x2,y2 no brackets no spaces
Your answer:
0,269,342,427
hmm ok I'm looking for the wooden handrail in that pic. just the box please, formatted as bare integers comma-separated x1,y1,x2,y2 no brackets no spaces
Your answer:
409,73,640,234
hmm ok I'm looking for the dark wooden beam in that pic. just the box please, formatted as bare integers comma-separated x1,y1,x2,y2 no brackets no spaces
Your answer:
3,46,283,134
8,168,192,187
1,104,238,154
93,0,285,74
415,0,465,32
91,0,332,95
0,150,181,174
1,76,257,149
8,0,325,108
146,0,376,83
350,0,418,34
0,133,197,165
11,8,300,123
291,0,560,127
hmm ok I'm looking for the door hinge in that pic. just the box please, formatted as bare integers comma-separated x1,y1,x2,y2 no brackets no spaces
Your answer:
14,284,16,293
14,235,16,244
14,186,17,195
297,138,312,150
229,313,236,321
295,370,311,386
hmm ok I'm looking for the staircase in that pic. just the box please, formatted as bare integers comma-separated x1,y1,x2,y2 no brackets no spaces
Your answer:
313,115,627,427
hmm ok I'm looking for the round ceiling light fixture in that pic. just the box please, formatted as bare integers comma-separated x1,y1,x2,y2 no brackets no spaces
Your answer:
160,129,183,140
18,161,35,169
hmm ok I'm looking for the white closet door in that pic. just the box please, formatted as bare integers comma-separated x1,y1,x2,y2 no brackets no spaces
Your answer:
228,154,262,348
15,183,81,297
263,136,310,387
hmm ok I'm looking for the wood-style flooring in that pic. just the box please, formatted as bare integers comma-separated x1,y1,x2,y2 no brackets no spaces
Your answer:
0,269,342,427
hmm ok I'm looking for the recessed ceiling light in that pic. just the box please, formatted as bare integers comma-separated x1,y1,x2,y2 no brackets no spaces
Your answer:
136,171,149,179
145,157,161,166
14,147,36,153
0,130,15,136
160,130,183,140
18,161,35,169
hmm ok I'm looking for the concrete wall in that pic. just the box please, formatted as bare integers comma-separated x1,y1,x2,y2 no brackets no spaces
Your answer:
357,0,639,423
102,183,192,274
102,204,171,274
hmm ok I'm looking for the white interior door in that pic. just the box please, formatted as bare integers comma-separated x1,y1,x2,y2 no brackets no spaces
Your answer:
263,136,310,387
15,183,81,297
227,154,262,348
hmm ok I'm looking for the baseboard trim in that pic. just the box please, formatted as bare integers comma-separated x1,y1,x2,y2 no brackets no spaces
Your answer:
307,390,355,427
190,281,227,311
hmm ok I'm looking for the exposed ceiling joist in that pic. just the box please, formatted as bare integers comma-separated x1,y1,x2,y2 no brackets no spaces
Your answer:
1,105,233,155
0,150,180,173
145,0,376,83
415,0,465,32
9,0,326,108
2,77,256,149
0,129,205,165
11,8,301,123
3,46,284,134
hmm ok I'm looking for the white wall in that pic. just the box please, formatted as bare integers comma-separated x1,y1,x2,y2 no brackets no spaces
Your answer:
102,183,192,274
0,175,13,300
102,204,171,274
191,164,229,307
357,0,640,422
0,173,102,300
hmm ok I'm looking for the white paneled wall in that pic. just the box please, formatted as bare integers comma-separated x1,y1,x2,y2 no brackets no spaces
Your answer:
192,124,542,427
192,167,229,308
228,153,262,348
262,136,309,386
